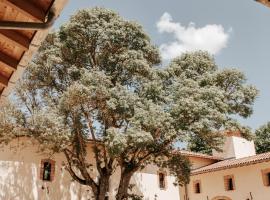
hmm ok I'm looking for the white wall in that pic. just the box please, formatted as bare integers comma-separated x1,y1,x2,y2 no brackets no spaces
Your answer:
131,165,180,200
186,161,270,200
232,137,256,159
0,138,181,200
213,136,256,159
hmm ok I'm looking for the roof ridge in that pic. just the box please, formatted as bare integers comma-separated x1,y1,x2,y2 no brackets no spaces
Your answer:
191,152,270,175
178,150,223,160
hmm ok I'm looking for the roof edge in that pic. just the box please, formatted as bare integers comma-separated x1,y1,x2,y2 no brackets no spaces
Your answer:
191,153,270,176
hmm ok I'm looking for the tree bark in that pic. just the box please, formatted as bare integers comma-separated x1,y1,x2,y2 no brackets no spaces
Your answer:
97,174,110,200
116,170,134,200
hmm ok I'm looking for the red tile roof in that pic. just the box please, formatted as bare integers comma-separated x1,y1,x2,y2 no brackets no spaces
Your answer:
179,150,222,161
191,152,270,175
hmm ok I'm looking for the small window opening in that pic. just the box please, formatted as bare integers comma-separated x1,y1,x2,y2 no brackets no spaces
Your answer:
267,173,270,186
224,175,235,191
195,182,201,193
159,172,166,189
261,169,270,186
43,162,52,181
228,178,234,190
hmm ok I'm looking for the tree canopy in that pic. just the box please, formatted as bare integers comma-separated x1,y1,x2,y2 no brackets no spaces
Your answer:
0,7,258,200
255,122,270,154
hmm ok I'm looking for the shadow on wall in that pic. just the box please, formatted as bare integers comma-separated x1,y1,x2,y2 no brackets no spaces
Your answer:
131,173,148,200
0,160,95,200
0,138,97,200
130,165,179,200
0,161,61,199
0,161,45,199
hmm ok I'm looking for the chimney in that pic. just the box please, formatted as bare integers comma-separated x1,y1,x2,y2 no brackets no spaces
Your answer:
212,131,256,159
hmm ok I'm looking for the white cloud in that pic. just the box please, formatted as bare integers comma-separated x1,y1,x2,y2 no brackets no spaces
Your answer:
157,12,231,60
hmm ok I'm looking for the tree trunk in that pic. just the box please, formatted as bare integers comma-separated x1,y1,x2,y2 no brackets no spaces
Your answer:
97,174,110,200
116,171,134,200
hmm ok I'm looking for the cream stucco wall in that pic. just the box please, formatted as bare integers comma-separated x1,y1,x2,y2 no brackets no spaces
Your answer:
0,138,180,200
188,157,217,170
213,136,256,159
186,161,270,200
129,165,180,200
0,138,93,200
179,157,218,200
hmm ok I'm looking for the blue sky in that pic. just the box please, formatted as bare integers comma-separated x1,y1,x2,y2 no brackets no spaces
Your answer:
54,0,270,130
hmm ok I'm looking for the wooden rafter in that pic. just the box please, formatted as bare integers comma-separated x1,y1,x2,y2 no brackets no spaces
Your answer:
0,30,30,50
256,0,270,7
0,73,8,87
0,0,68,103
1,0,46,22
0,51,18,71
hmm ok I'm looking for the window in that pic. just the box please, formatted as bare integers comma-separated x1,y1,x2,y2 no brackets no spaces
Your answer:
193,180,201,194
43,162,52,181
224,175,235,191
40,159,55,182
267,173,270,186
158,172,166,189
261,168,270,186
228,178,234,190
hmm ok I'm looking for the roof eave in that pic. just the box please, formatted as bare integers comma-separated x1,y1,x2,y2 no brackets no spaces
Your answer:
0,0,68,104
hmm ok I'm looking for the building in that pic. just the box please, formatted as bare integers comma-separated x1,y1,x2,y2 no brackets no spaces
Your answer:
0,132,269,200
182,132,270,200
0,137,182,200
0,0,67,104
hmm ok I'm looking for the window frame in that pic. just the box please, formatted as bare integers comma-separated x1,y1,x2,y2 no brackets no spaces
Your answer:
157,171,167,190
261,168,270,186
224,175,235,191
40,159,56,182
193,180,202,194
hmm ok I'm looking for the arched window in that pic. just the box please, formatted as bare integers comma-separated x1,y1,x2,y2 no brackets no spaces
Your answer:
193,180,201,194
224,175,235,191
212,196,232,200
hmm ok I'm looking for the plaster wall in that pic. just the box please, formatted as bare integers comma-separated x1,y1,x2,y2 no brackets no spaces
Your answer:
0,137,180,200
213,136,255,159
129,165,180,200
186,161,270,200
232,137,256,159
188,157,217,170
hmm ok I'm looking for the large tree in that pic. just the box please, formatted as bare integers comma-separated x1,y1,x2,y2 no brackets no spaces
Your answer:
0,8,258,200
255,122,270,154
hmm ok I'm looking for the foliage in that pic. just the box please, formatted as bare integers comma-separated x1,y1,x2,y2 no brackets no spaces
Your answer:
187,136,214,155
255,122,270,154
0,7,258,200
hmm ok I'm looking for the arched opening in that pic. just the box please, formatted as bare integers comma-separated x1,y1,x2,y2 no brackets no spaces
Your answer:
212,196,232,200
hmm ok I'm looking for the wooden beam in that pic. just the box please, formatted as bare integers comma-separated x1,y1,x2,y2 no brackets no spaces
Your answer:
256,0,270,8
0,30,30,51
1,0,46,22
0,73,8,87
0,51,19,71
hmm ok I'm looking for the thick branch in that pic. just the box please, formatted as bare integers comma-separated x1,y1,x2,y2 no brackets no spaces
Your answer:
64,149,98,190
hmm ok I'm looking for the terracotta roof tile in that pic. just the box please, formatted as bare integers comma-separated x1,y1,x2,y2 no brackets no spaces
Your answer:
191,152,270,175
179,150,222,161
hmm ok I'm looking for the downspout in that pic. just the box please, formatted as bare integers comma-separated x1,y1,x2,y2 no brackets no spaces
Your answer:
0,10,56,30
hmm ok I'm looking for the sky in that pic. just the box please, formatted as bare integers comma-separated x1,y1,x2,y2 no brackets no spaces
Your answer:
54,0,270,130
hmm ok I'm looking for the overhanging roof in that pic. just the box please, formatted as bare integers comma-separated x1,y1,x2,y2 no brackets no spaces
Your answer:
256,0,270,8
0,0,67,104
179,150,222,161
191,152,270,175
